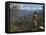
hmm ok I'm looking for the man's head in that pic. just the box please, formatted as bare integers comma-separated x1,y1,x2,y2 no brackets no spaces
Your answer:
34,12,37,14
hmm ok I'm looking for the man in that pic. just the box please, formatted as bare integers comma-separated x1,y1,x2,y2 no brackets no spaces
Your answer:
32,12,39,31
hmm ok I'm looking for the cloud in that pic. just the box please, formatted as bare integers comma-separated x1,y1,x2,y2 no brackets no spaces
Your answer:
32,7,43,10
19,7,31,10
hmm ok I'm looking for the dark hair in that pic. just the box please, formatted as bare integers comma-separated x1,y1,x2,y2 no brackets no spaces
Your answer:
34,12,37,14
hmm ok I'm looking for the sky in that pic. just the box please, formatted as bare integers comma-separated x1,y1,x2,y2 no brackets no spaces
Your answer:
10,3,44,16
10,3,43,10
16,4,43,16
19,4,43,10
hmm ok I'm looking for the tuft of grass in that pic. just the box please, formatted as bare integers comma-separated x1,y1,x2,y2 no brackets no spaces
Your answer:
10,23,16,32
